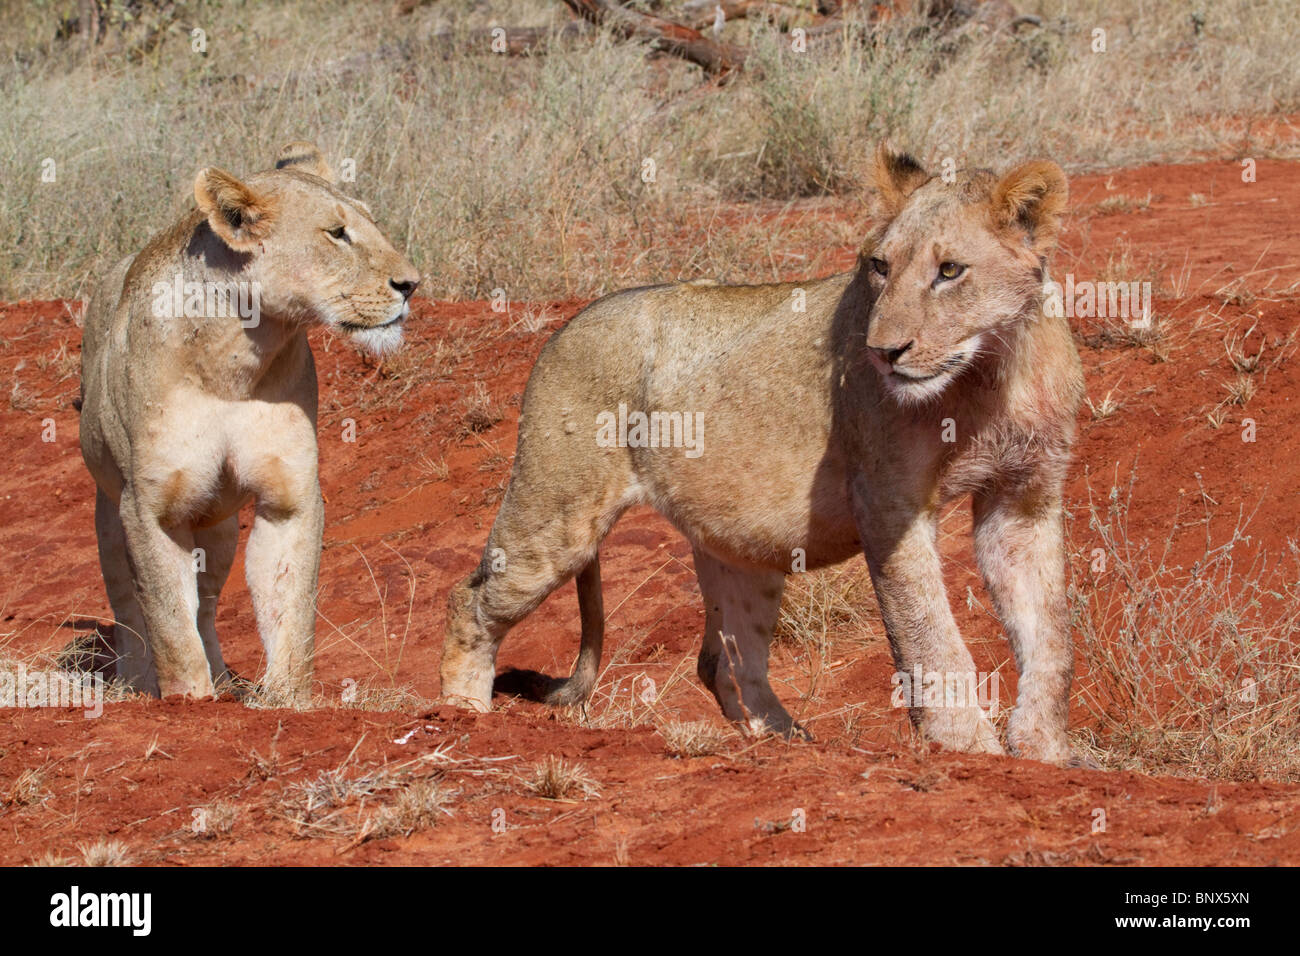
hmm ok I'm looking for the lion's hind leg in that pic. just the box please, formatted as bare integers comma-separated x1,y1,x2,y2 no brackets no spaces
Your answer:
693,549,804,739
442,485,628,713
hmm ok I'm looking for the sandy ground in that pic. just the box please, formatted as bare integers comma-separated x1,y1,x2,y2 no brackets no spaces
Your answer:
1,159,1298,865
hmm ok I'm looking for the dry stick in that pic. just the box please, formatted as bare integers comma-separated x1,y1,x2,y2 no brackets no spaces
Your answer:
560,0,750,78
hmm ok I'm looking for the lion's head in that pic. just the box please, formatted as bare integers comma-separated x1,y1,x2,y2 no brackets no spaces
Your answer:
190,141,420,355
859,144,1067,404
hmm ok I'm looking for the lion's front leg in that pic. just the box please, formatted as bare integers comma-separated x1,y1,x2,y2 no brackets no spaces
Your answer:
854,490,1003,756
244,489,324,707
972,487,1081,767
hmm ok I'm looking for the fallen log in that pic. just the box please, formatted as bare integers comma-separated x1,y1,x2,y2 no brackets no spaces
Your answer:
560,0,748,77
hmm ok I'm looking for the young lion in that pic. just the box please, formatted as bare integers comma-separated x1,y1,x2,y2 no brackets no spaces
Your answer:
442,145,1087,766
80,142,419,704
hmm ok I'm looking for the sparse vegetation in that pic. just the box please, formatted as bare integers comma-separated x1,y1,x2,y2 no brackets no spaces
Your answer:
660,719,733,757
191,799,239,840
456,381,505,438
283,762,449,840
1072,475,1300,782
1089,191,1153,216
3,766,49,809
77,838,132,867
775,563,877,656
1223,373,1257,407
522,756,599,800
2,1,1298,301
1084,387,1122,421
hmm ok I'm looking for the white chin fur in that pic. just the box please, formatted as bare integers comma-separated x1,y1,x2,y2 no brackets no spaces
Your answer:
880,333,983,405
883,367,959,405
349,321,405,357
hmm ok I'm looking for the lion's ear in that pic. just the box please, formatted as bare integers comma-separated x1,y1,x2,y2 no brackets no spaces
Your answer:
991,160,1068,256
274,141,333,182
871,143,929,219
194,167,277,252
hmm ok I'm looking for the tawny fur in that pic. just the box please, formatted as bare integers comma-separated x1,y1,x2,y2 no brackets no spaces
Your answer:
441,146,1087,766
79,141,419,704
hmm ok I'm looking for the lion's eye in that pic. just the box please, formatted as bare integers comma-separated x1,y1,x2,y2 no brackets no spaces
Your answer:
870,257,889,277
937,261,965,281
326,225,349,242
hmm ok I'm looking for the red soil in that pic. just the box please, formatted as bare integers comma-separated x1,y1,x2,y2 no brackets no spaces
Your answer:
1,159,1298,865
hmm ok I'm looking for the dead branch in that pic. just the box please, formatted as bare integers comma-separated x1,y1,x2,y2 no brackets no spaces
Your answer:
560,0,748,77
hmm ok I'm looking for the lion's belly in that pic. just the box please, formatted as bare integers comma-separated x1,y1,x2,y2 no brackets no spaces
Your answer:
632,393,861,573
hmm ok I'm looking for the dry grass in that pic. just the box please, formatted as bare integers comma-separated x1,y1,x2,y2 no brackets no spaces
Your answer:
1088,191,1153,217
337,679,428,713
190,799,238,840
455,380,504,438
1071,473,1300,782
1204,404,1230,429
282,762,450,840
77,838,132,867
1084,387,1122,421
2,1,1298,301
1223,373,1257,407
1224,324,1266,373
362,778,452,840
273,738,502,843
521,756,600,800
659,719,733,758
3,767,49,809
775,562,877,656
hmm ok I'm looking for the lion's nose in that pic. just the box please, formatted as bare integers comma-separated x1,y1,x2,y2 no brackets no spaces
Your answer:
869,341,913,366
389,276,419,300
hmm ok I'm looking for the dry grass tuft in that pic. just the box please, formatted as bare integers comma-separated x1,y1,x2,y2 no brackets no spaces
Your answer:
659,719,733,757
77,838,131,867
1084,387,1123,421
1072,474,1300,781
1223,373,1257,407
775,563,877,656
522,756,600,800
279,742,461,843
27,851,73,867
363,778,452,840
191,799,239,840
455,381,504,438
3,767,48,809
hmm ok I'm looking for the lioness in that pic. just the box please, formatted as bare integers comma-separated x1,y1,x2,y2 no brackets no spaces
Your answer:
80,142,419,703
443,145,1086,765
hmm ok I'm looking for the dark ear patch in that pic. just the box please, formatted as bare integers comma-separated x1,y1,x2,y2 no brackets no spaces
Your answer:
193,167,278,252
871,143,930,219
274,140,333,182
990,160,1068,255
